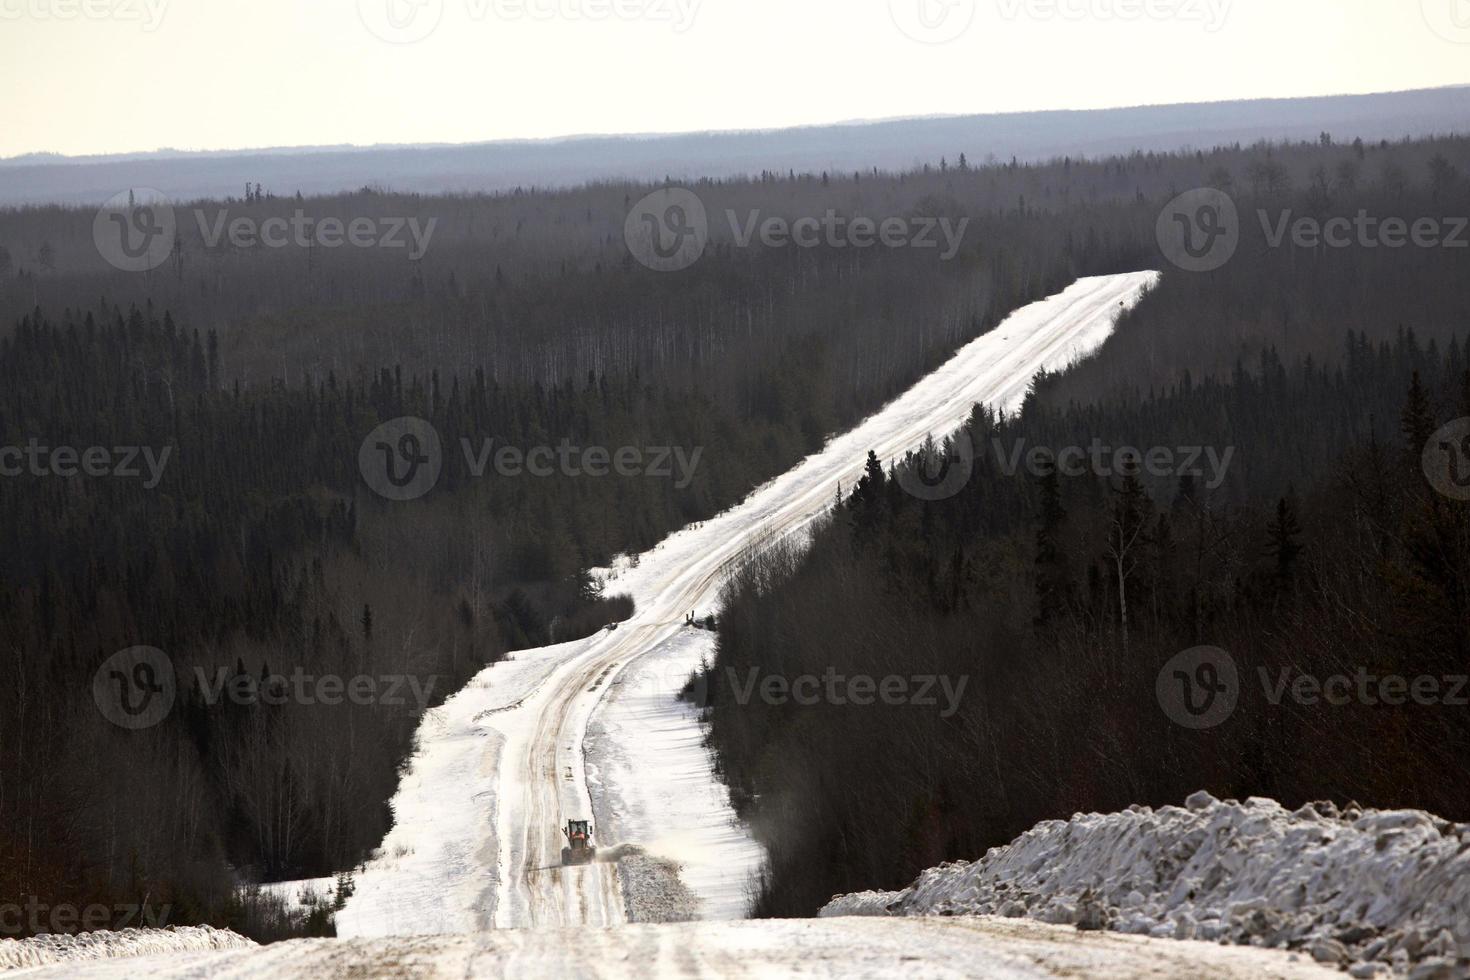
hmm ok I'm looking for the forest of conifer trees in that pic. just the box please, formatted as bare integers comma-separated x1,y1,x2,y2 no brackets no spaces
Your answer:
1,131,1467,938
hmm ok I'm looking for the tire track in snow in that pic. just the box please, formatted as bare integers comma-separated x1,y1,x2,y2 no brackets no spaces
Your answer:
488,272,1161,929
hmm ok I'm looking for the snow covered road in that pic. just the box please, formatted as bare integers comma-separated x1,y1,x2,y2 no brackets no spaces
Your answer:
327,271,1164,936
10,915,1342,979
11,273,1215,979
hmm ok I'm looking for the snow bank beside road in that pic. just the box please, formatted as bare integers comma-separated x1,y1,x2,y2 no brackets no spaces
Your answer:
253,875,339,914
822,792,1470,977
332,272,1158,936
0,926,252,970
586,627,764,922
335,639,592,936
8,916,1344,979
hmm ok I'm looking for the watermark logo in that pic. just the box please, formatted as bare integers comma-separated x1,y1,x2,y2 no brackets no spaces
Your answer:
0,441,173,488
618,653,714,738
895,437,1236,502
0,0,168,30
358,0,444,42
625,188,708,272
625,188,971,272
729,210,970,259
359,419,704,501
1157,188,1239,273
1423,417,1470,501
491,0,699,29
996,0,1229,31
1261,667,1469,708
727,667,970,717
681,660,710,711
1160,646,1470,728
96,195,438,270
1422,0,1470,43
360,417,443,502
93,189,176,273
890,0,976,43
896,433,976,502
462,438,703,488
359,0,698,43
197,667,440,710
1,897,170,935
1162,198,1469,273
193,209,437,258
93,646,176,730
1156,645,1238,730
1260,211,1468,251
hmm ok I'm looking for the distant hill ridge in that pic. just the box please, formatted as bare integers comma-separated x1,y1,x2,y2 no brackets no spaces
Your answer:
3,86,1468,206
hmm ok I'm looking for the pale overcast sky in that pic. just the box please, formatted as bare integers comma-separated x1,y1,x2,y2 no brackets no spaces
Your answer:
1,0,1467,158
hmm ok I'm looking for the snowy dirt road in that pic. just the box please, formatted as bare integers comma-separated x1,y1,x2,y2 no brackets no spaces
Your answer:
11,273,1226,979
10,916,1342,979
334,271,1163,936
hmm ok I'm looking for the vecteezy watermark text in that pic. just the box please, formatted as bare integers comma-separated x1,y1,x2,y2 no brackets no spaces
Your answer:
92,645,441,729
93,191,439,272
897,434,1235,502
724,667,970,718
1159,188,1469,272
0,0,168,30
358,416,707,502
1260,667,1469,709
357,0,699,44
1259,211,1469,251
196,667,439,710
991,438,1233,487
0,440,172,489
996,0,1230,31
1,897,171,935
623,188,971,272
1156,645,1470,730
193,209,437,259
727,210,970,261
461,438,703,488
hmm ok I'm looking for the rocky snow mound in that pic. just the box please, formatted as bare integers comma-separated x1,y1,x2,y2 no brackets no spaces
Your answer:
821,792,1470,978
0,925,253,970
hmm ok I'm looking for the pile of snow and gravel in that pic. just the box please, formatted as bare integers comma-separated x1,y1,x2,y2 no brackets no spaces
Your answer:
585,626,765,922
609,847,702,924
0,925,253,970
821,792,1470,978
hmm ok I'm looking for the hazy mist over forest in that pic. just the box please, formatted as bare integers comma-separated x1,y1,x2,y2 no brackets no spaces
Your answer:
3,86,1468,205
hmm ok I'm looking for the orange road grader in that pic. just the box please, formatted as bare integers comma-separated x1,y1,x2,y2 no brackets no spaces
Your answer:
561,819,596,865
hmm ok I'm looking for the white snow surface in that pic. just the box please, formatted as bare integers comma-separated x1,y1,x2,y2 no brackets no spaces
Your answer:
334,639,583,936
0,926,253,970
586,626,763,921
331,271,1160,937
3,273,1364,979
253,876,338,913
11,916,1342,979
821,791,1470,978
589,272,1160,606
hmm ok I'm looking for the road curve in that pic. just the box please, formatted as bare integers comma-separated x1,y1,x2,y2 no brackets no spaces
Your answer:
490,272,1162,928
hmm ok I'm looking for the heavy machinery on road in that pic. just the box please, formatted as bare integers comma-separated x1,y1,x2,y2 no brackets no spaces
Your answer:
561,819,596,865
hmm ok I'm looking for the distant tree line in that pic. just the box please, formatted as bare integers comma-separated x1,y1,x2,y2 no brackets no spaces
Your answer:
0,132,1465,937
702,327,1470,916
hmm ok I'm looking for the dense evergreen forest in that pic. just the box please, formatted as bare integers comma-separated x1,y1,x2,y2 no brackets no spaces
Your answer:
0,161,1073,939
702,289,1470,914
1,132,1466,938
